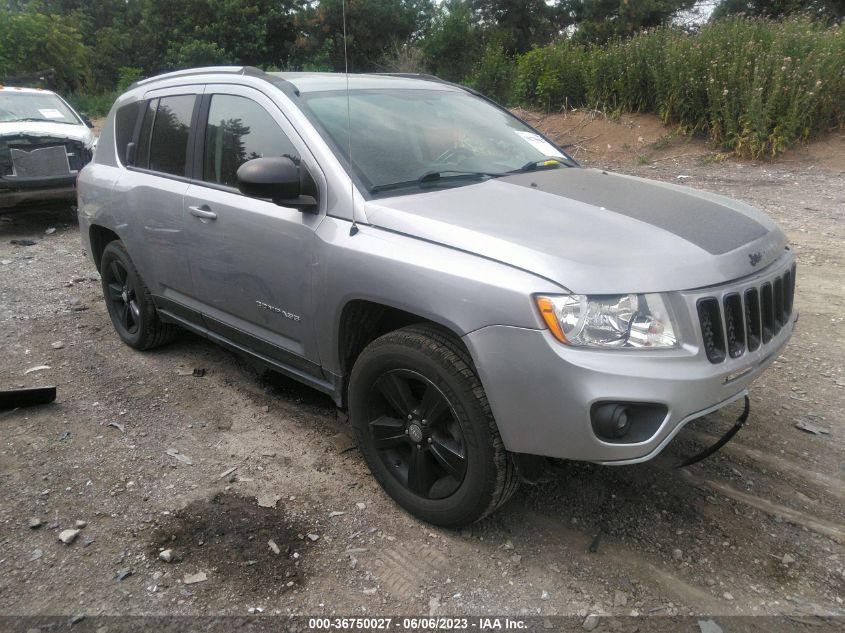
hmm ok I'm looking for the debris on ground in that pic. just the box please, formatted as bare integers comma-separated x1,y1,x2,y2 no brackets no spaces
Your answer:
10,239,37,246
28,517,42,529
794,420,831,435
698,619,724,633
256,493,280,509
159,549,174,563
115,568,133,581
24,365,51,375
0,386,57,410
218,466,238,479
58,529,80,544
268,540,280,555
183,571,207,585
165,448,193,465
51,341,64,349
107,421,125,433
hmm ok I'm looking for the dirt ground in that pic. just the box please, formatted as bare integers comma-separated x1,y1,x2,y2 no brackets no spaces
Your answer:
0,113,843,628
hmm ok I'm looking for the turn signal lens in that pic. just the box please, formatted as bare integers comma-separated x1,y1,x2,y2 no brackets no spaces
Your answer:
536,296,568,343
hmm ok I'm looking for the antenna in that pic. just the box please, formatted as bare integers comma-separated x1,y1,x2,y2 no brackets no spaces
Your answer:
342,0,359,236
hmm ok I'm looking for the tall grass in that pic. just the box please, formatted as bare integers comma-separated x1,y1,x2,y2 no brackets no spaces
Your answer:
482,17,845,157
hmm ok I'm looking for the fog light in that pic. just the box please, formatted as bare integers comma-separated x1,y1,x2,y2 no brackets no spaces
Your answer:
592,403,631,439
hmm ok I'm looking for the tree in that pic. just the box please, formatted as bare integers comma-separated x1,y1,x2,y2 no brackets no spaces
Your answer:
470,0,560,54
712,0,845,19
295,0,435,71
423,0,481,81
0,9,88,90
560,0,698,43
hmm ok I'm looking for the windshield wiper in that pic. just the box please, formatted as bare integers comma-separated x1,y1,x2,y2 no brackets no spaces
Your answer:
370,170,504,194
511,157,574,173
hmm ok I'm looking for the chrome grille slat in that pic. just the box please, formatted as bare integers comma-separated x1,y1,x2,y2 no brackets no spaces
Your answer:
696,262,794,364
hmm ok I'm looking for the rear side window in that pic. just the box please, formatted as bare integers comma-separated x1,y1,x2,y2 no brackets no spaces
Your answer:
114,101,141,166
135,95,195,176
202,94,298,188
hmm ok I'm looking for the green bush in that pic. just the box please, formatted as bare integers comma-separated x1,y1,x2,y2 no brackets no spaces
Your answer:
66,92,116,118
507,16,845,157
468,42,515,105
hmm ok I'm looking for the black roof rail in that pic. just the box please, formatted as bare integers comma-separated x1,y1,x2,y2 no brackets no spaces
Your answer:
127,66,297,95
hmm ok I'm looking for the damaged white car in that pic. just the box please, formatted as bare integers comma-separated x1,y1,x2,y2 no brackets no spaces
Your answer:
0,86,96,209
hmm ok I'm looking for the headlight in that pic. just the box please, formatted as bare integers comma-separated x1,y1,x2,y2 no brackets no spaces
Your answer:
535,293,678,348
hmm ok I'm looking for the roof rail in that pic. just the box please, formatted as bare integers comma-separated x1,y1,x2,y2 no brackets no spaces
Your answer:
126,66,290,93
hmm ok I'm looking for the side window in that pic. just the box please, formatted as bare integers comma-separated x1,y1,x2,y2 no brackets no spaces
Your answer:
133,95,195,176
135,98,157,169
114,101,141,165
202,94,299,188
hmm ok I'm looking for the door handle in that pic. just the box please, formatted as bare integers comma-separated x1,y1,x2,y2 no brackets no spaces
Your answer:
189,205,217,221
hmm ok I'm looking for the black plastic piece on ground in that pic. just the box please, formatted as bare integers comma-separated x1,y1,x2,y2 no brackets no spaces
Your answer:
674,395,749,468
0,386,57,410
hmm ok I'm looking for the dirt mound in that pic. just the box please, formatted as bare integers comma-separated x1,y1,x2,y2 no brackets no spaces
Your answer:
516,107,845,170
149,493,308,597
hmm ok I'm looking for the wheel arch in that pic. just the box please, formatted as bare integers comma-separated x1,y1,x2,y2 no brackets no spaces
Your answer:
89,224,121,271
335,299,472,407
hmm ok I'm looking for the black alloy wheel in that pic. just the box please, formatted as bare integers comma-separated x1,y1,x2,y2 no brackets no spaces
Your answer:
367,369,467,499
349,324,518,527
104,258,140,335
99,240,177,350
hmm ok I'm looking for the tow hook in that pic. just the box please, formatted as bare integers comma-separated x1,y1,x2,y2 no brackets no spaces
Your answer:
675,395,750,468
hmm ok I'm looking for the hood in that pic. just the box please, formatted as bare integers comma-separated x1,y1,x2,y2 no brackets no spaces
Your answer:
363,168,787,294
0,120,95,147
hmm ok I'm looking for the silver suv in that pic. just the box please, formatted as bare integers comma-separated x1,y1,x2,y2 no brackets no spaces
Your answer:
78,67,796,527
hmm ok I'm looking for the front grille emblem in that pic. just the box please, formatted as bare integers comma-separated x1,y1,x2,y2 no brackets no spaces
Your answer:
748,252,763,267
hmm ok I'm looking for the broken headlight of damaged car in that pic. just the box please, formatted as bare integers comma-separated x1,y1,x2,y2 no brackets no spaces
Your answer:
535,293,678,348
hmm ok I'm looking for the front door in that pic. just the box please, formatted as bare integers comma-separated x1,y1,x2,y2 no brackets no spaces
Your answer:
183,86,324,372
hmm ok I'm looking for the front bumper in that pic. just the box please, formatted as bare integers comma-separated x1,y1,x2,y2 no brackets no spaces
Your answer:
464,256,796,464
0,175,77,208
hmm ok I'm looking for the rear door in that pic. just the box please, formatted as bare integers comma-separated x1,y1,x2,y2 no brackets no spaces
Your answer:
183,84,325,372
119,87,201,315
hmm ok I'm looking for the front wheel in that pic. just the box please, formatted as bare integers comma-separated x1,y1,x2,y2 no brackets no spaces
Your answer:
349,324,518,527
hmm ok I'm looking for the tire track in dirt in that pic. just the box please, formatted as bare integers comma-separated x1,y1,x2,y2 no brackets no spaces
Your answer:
679,471,845,546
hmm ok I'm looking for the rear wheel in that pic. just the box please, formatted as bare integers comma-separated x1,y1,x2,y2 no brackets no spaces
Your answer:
349,324,518,527
100,240,177,350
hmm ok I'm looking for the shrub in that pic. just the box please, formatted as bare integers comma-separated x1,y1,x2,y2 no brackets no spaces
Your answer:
505,16,845,157
468,43,514,105
66,91,116,118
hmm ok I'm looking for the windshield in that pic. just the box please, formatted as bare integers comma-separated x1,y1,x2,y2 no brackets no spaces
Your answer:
299,89,571,193
0,91,81,125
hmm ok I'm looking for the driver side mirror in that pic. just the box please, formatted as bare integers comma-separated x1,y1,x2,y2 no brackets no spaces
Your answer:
236,157,317,212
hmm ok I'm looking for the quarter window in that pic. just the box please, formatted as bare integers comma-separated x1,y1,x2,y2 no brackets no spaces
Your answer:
114,101,141,165
202,94,298,188
136,95,195,176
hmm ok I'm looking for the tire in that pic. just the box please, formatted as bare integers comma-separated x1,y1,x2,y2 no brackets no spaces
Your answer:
99,240,177,350
349,324,518,527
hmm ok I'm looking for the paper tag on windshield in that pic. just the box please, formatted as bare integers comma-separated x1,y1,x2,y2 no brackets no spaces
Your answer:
38,109,64,119
514,131,564,158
